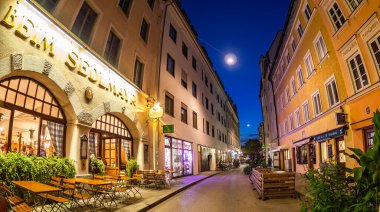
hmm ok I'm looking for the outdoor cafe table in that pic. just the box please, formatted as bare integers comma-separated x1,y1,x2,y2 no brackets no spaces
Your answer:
118,176,142,198
67,178,113,208
12,181,62,211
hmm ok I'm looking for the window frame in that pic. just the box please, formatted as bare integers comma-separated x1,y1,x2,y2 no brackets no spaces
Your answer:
180,103,188,124
133,58,144,89
165,93,174,117
304,51,315,76
312,90,323,117
328,1,346,31
166,54,175,77
169,24,177,43
325,75,340,108
314,32,328,62
347,52,370,92
302,100,310,123
140,18,150,43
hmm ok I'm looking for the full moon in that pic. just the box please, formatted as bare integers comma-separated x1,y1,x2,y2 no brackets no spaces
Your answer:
224,53,237,66
246,124,250,128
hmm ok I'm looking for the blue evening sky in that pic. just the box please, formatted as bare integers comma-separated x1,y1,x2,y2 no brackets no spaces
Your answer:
181,0,291,143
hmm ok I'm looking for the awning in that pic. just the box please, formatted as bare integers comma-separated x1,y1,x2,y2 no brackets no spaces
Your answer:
268,144,289,153
292,137,311,147
313,126,346,142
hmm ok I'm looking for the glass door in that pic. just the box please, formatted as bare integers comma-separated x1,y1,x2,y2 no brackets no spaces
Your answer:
104,138,119,167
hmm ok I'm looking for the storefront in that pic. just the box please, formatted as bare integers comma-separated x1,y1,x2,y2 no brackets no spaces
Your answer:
198,145,216,172
164,136,193,177
0,77,66,156
313,126,346,166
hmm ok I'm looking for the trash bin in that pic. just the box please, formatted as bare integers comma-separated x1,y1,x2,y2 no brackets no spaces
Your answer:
285,159,292,172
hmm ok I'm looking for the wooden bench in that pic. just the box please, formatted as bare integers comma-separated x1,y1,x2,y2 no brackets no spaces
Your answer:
251,168,295,200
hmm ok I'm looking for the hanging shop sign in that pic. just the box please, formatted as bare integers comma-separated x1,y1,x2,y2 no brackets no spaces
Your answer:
163,125,174,134
313,127,345,142
0,2,137,106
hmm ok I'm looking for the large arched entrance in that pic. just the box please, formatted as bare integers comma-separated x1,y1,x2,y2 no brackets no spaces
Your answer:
0,77,66,156
89,113,133,175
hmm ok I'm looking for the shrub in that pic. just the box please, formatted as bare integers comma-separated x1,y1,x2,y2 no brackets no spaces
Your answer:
90,156,105,175
126,159,139,177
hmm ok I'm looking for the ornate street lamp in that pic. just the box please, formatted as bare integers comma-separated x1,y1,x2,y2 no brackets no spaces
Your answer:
148,100,163,170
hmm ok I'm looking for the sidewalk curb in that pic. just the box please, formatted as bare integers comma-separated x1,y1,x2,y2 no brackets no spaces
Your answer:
138,172,220,212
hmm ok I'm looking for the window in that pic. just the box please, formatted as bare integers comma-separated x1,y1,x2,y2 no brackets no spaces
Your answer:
133,58,144,89
35,0,59,13
365,128,374,151
297,67,305,87
147,0,155,9
212,126,215,138
347,0,363,11
291,39,297,52
144,144,149,163
181,70,187,89
192,82,197,98
304,3,313,21
328,2,346,30
312,91,322,116
286,52,291,64
166,54,175,77
369,35,380,71
211,104,214,115
104,31,121,67
181,103,187,124
206,121,210,135
325,77,340,107
205,76,208,87
192,56,197,71
210,84,213,94
291,77,297,95
182,42,188,59
320,141,327,162
348,53,369,91
297,23,304,38
289,114,294,130
295,109,301,127
315,34,328,61
305,52,315,76
72,2,97,44
205,97,209,110
281,94,285,109
140,19,150,43
119,0,133,17
285,86,290,103
284,120,288,134
193,112,198,129
303,101,310,122
165,93,174,116
169,24,177,43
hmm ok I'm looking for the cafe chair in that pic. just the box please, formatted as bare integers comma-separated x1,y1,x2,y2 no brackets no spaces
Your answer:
62,179,92,211
0,183,32,212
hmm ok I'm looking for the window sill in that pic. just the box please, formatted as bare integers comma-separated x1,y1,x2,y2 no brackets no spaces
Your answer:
307,70,316,80
333,21,348,38
318,52,330,67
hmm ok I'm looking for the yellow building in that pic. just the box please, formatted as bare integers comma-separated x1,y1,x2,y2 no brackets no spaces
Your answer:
261,0,380,174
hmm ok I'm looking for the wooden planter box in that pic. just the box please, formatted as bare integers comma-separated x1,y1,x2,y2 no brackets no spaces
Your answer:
251,168,295,200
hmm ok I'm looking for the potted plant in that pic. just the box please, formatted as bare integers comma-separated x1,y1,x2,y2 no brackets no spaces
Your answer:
126,159,139,177
90,155,105,175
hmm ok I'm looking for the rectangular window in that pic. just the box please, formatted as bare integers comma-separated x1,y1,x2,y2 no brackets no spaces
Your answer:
286,52,291,64
285,86,290,103
169,24,177,43
205,76,208,87
119,0,133,17
346,0,363,11
312,91,322,116
297,23,304,38
297,68,305,87
181,70,187,89
166,54,175,77
205,97,209,110
206,121,210,135
284,120,288,134
72,2,97,44
182,42,188,58
192,56,197,71
304,4,312,21
211,104,214,115
315,35,328,61
348,53,369,91
192,82,197,98
35,0,59,13
291,39,297,52
181,103,188,124
212,126,215,138
104,31,121,67
369,35,380,71
140,18,150,43
303,101,310,122
305,52,315,76
133,58,144,89
147,0,155,9
165,93,174,116
320,141,327,163
289,114,294,130
193,112,197,129
326,77,340,107
328,2,346,30
210,84,213,94
291,77,297,95
281,94,285,109
365,128,374,151
295,109,301,127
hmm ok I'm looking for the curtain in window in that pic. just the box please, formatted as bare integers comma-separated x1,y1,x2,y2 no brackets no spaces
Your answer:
89,132,95,157
122,139,130,160
47,121,64,156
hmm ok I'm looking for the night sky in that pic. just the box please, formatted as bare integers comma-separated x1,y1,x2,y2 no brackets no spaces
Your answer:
181,0,291,143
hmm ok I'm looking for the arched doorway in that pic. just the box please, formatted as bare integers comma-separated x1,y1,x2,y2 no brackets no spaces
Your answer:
0,77,66,156
89,113,133,175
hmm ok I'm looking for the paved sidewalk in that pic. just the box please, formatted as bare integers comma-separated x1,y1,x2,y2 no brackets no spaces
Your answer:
108,171,220,212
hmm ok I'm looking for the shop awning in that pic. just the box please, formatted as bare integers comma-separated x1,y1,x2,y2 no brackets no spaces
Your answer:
292,137,311,147
268,144,289,153
313,126,346,142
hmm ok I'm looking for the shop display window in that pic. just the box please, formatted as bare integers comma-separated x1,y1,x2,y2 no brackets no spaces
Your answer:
164,136,193,177
0,77,66,156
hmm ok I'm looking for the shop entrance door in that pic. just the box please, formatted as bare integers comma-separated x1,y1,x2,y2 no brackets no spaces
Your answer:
103,138,120,168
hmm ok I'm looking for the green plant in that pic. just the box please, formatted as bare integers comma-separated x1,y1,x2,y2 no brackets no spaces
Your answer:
345,110,380,211
90,156,105,175
126,159,139,177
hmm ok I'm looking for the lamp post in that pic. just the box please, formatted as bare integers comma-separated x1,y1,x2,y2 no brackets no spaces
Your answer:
148,101,163,170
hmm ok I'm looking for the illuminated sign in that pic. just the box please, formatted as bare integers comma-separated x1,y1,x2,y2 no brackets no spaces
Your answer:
0,2,137,106
163,125,174,134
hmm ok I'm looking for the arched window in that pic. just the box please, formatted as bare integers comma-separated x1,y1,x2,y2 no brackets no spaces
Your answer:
0,77,66,156
89,114,132,169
